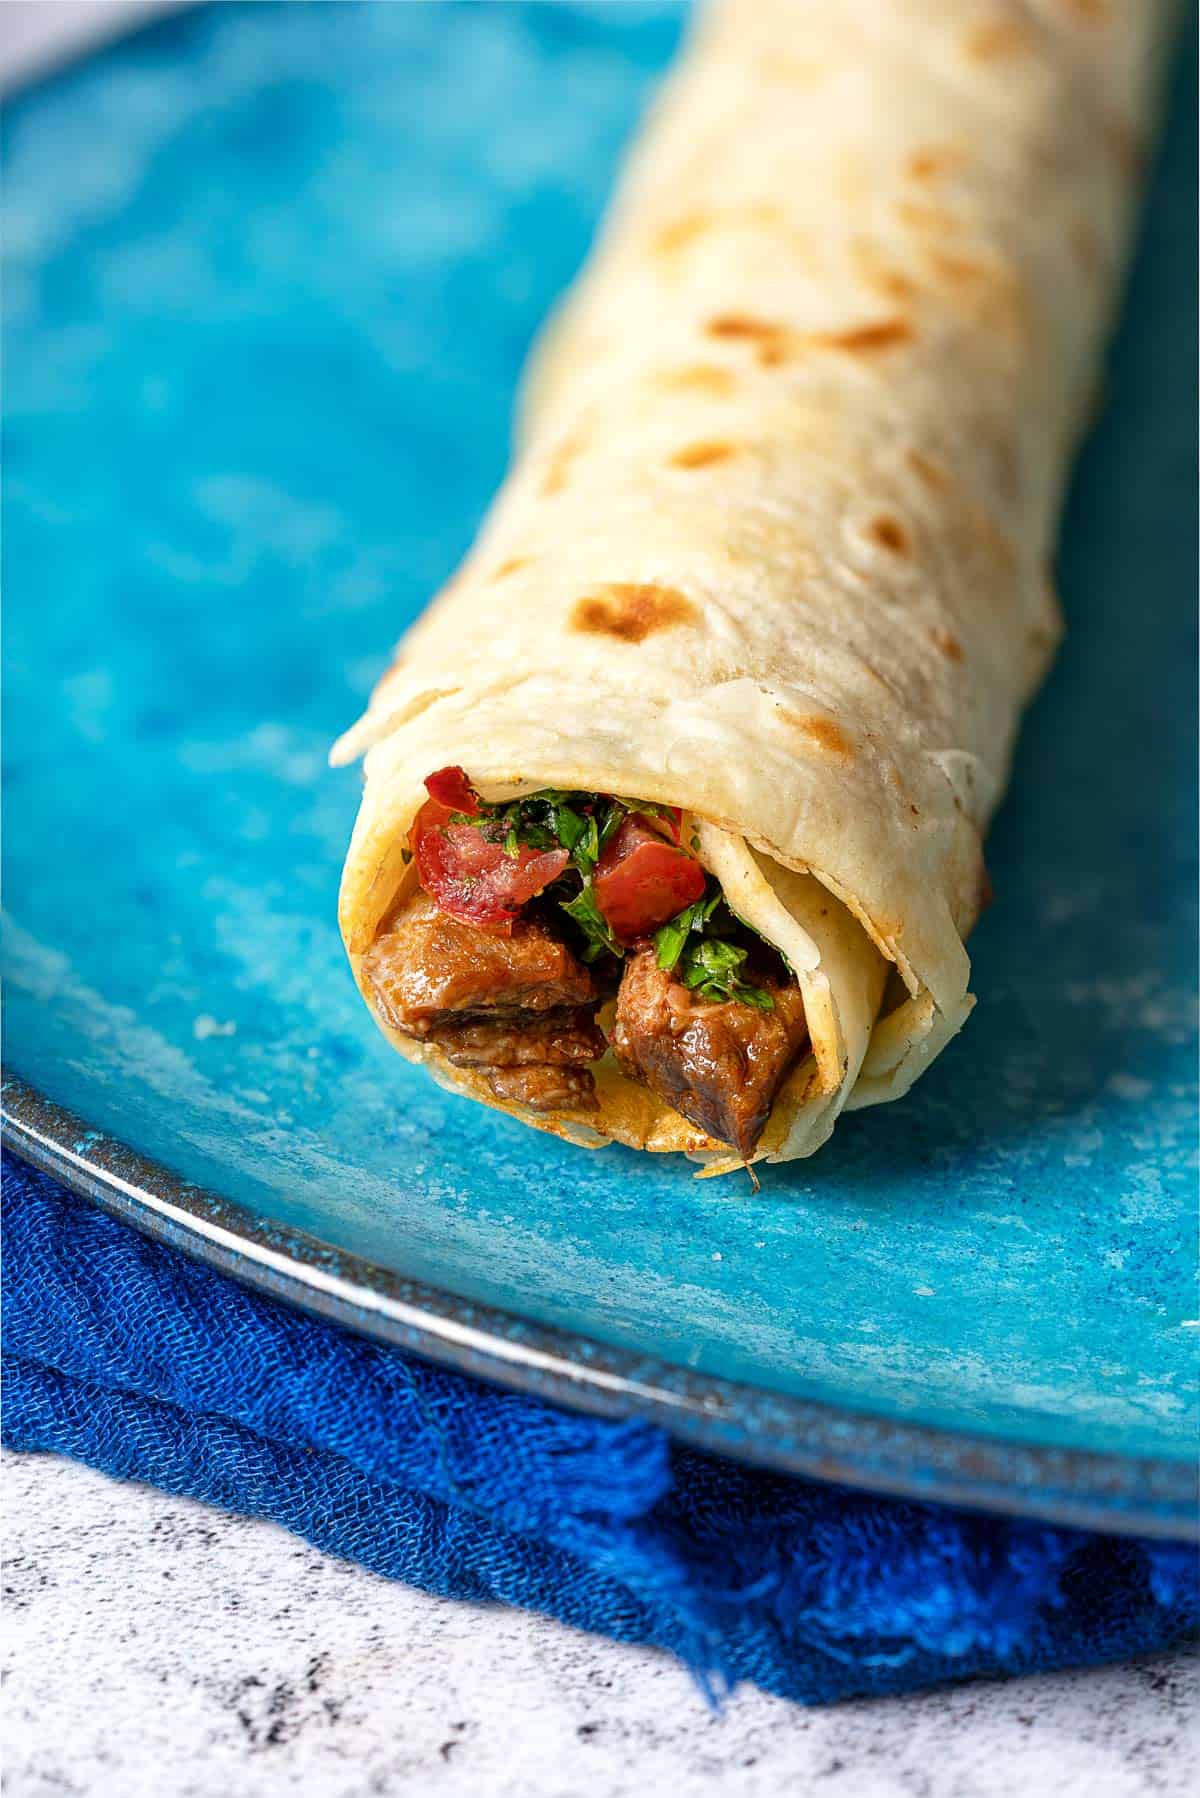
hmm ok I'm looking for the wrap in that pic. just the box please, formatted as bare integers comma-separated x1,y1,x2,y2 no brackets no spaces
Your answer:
332,0,1173,1171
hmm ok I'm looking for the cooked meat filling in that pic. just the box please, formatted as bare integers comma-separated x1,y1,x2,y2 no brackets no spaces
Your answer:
362,891,603,1109
431,1009,604,1069
363,891,596,1030
484,1064,600,1112
612,948,810,1157
363,797,813,1145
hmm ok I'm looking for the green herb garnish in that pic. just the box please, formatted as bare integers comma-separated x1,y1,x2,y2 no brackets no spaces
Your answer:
653,890,720,973
559,881,622,962
437,785,776,1000
653,888,775,1010
456,788,677,948
597,801,625,850
547,799,588,856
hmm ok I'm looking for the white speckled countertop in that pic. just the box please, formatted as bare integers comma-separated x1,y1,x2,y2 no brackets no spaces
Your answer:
4,1450,1196,1797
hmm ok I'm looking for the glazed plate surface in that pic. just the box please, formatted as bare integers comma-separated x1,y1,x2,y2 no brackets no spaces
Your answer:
3,2,1196,1534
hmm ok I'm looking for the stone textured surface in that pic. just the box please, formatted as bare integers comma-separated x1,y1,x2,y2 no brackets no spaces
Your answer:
4,1451,1196,1798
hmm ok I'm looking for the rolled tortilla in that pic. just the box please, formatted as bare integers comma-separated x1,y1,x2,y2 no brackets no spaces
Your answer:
333,0,1173,1167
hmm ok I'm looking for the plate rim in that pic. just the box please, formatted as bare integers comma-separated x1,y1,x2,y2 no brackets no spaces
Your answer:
4,1074,1195,1541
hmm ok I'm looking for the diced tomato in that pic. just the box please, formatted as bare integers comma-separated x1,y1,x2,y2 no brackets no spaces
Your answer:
423,765,479,814
593,818,706,943
411,797,568,931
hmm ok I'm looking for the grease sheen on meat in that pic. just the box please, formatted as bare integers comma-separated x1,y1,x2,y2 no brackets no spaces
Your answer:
361,891,603,1110
362,890,596,1032
484,1064,600,1112
611,948,809,1157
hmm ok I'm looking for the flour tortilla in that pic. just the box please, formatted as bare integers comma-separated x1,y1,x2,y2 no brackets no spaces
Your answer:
333,0,1173,1167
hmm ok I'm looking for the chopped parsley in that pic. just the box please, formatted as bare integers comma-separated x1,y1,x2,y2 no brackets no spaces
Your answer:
445,787,651,959
471,790,609,876
651,889,721,970
559,882,623,962
440,782,778,1001
653,888,776,1010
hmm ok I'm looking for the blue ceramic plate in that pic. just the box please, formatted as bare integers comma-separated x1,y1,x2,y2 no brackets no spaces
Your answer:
3,3,1196,1537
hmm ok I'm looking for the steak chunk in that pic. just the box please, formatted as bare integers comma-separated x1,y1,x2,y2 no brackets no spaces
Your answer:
612,948,809,1156
362,891,602,1111
432,1010,603,1069
363,891,596,1034
484,1064,600,1112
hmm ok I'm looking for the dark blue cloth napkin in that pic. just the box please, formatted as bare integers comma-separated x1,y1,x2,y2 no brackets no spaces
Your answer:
4,1157,1196,1705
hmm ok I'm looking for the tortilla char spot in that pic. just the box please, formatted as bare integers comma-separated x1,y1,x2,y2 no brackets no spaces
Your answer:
852,238,920,304
655,205,787,257
656,363,736,396
1058,0,1108,20
868,513,911,556
926,249,991,289
906,146,961,182
541,433,583,497
706,314,794,364
493,556,530,580
869,269,918,303
781,711,853,757
907,448,949,490
811,317,912,353
707,312,776,341
669,440,737,469
931,626,965,663
964,17,1031,60
571,583,698,644
653,211,711,255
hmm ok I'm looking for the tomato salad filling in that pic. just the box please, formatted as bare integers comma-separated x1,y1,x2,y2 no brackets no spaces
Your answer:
362,768,810,1155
